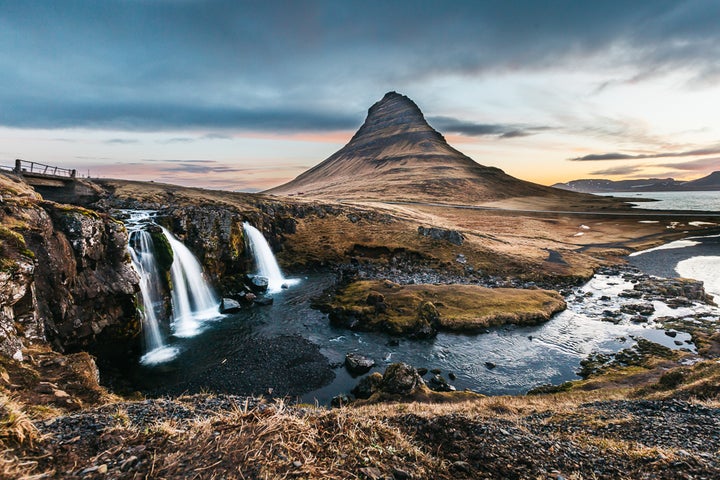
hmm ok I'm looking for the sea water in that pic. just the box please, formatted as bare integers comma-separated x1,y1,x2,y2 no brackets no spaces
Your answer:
604,191,720,211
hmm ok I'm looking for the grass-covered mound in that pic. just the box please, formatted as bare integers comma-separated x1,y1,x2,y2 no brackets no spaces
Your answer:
318,280,566,337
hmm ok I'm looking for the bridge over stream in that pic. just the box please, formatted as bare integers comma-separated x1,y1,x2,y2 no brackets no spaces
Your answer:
2,159,99,204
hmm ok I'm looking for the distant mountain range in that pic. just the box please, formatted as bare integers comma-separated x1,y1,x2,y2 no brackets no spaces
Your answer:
266,92,587,204
552,171,720,193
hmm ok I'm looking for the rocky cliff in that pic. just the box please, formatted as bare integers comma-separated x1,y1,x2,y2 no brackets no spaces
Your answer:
0,173,140,360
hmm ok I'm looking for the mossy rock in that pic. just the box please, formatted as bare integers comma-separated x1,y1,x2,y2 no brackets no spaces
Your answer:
320,280,566,338
148,228,174,272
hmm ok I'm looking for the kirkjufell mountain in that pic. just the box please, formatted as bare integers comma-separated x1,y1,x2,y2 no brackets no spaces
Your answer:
266,92,575,203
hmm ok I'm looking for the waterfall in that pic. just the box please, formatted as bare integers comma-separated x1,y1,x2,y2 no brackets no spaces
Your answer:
243,222,299,293
126,213,179,365
160,227,220,337
124,211,221,364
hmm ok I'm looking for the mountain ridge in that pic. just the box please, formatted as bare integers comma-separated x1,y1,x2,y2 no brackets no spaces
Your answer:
553,171,720,193
265,92,581,204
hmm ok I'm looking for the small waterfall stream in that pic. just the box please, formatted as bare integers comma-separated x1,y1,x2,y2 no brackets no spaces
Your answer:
125,211,220,364
161,227,220,337
243,222,299,293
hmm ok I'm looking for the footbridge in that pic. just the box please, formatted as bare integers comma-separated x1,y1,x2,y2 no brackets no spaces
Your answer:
2,159,98,204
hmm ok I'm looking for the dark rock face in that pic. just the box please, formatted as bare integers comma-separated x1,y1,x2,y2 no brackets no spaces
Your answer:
417,226,465,246
29,205,140,352
0,176,141,359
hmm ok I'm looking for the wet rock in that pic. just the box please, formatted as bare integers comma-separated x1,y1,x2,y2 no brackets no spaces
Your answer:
665,330,677,338
247,275,269,294
381,363,424,395
621,303,655,316
220,298,242,313
417,368,428,376
485,362,497,370
428,374,456,392
345,353,375,376
351,372,384,399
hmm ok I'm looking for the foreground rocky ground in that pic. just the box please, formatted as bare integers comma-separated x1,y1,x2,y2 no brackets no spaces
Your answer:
3,383,719,479
3,173,720,478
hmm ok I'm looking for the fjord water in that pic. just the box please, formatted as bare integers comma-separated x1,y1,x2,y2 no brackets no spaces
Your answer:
609,191,720,210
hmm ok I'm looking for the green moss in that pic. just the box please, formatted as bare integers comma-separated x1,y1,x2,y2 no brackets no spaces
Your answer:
53,204,100,219
321,280,566,337
0,226,26,249
149,230,174,272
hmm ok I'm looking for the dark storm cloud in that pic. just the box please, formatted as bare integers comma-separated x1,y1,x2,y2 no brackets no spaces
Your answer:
1,0,719,130
428,116,551,139
570,145,720,161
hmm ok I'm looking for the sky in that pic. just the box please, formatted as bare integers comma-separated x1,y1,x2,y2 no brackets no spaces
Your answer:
1,0,720,192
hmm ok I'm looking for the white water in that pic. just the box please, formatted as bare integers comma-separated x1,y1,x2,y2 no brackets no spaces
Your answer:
126,214,179,365
243,222,299,293
160,227,220,337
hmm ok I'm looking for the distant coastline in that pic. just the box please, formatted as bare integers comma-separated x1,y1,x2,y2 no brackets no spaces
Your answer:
553,171,720,194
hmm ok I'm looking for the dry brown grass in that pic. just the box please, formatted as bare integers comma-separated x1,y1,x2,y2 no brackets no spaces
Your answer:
143,399,445,479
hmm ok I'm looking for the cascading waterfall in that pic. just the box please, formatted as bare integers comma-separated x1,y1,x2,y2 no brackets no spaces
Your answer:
125,211,221,364
243,222,299,293
160,227,220,337
126,213,179,364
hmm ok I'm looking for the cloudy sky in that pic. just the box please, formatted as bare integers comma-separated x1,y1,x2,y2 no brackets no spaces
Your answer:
2,0,720,191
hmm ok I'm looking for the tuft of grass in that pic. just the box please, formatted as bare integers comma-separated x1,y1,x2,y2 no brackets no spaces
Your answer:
0,394,38,447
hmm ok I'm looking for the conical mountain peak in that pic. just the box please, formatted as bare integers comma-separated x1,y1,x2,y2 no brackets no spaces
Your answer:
349,91,443,145
265,92,564,203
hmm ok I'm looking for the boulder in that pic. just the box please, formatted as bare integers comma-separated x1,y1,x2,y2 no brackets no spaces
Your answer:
345,353,375,376
381,363,424,395
220,298,242,314
417,226,465,246
246,275,269,294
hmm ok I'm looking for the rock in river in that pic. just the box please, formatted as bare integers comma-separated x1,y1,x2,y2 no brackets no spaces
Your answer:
345,353,375,376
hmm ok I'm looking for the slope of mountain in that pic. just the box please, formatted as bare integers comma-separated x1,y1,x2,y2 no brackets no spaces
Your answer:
683,171,720,189
553,171,720,193
265,92,580,204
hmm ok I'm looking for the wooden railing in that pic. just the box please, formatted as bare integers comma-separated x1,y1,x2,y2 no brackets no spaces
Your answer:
14,159,76,178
